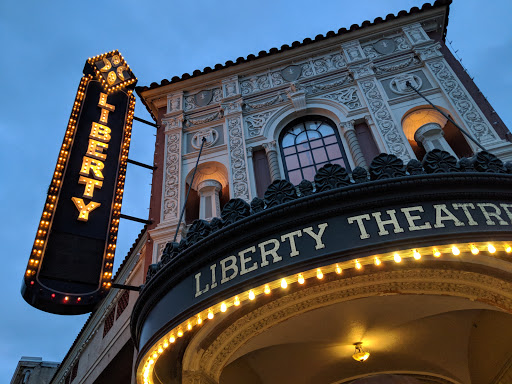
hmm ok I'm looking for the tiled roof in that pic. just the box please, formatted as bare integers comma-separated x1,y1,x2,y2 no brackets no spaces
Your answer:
136,0,451,98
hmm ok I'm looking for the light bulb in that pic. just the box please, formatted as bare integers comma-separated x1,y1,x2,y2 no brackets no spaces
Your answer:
452,246,460,256
470,245,479,255
220,302,227,312
488,244,496,254
249,290,255,300
433,248,441,257
298,274,305,284
355,260,362,269
413,250,421,260
281,278,288,289
316,268,323,279
234,296,240,306
335,264,342,274
264,284,271,294
394,253,401,263
506,245,512,253
374,257,381,266
208,310,214,319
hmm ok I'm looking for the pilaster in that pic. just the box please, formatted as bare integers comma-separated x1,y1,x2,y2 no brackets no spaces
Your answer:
262,141,281,182
339,120,367,168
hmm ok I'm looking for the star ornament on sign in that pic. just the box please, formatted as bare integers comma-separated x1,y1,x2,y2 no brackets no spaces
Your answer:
87,50,137,94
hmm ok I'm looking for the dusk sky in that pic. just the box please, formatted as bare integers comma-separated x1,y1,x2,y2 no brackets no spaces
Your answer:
1,0,511,381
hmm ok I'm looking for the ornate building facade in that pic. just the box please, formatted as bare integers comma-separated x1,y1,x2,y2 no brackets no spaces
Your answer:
42,1,512,384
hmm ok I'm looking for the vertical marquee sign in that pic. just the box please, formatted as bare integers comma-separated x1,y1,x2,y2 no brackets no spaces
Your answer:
21,51,137,315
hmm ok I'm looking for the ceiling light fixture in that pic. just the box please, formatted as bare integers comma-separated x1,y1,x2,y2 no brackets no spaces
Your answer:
352,342,370,362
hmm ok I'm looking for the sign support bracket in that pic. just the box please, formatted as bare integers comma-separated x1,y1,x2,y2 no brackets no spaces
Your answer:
127,158,156,170
120,213,152,225
134,116,159,128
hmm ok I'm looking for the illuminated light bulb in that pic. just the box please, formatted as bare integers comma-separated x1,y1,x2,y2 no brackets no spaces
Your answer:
187,322,192,330
163,342,169,348
197,315,202,325
177,329,183,337
336,264,342,274
433,248,441,257
413,249,421,260
234,296,240,306
374,257,381,266
470,245,479,255
451,246,460,256
220,302,227,312
208,310,214,319
149,359,154,365
298,273,305,284
488,244,496,254
355,260,362,270
169,335,175,343
64,296,69,302
264,284,271,294
249,290,256,300
394,253,401,263
51,293,55,299
77,297,81,302
152,353,158,359
317,268,324,279
281,278,288,289
158,347,163,354
506,245,512,254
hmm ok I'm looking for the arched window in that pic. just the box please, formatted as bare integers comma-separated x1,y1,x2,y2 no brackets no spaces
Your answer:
279,116,350,185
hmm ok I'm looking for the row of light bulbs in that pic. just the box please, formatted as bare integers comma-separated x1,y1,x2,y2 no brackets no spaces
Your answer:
139,241,511,384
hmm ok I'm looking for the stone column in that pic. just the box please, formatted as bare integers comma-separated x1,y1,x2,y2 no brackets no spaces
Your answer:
262,141,281,182
339,120,367,168
197,180,222,221
246,147,258,198
414,123,457,157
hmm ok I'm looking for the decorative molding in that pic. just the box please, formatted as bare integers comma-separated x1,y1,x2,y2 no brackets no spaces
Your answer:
239,52,346,96
244,109,279,138
163,114,184,132
186,111,223,127
427,59,499,143
191,129,219,150
349,61,374,80
163,132,181,222
313,75,351,91
362,35,411,59
389,73,423,94
415,42,443,60
222,76,240,99
227,117,250,201
402,23,430,46
184,88,222,111
342,41,365,63
244,94,283,110
196,268,512,381
182,370,217,384
167,92,183,114
373,54,420,75
359,78,411,161
287,83,307,112
221,98,244,116
321,87,362,110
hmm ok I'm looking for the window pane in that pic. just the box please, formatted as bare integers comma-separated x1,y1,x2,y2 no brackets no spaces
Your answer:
286,154,300,170
326,144,342,160
291,125,303,135
297,142,309,151
307,130,321,140
283,146,296,155
288,170,302,185
318,124,334,136
282,134,294,148
296,131,308,143
324,135,337,144
302,166,316,181
310,139,323,149
316,161,328,170
312,147,328,163
331,158,346,168
299,151,314,167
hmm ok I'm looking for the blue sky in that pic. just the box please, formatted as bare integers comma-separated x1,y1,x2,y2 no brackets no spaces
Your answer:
1,0,511,381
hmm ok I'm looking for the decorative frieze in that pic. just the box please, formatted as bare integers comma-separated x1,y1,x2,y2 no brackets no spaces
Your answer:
313,75,352,91
244,109,279,138
167,92,183,114
163,130,181,222
239,51,346,96
427,59,499,143
359,78,411,161
389,73,423,95
222,76,240,98
373,54,421,75
361,35,411,59
227,116,250,200
185,111,223,127
349,61,374,80
244,94,283,111
321,87,362,110
414,42,443,60
184,88,222,111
